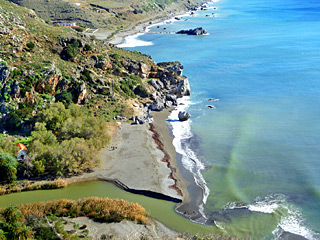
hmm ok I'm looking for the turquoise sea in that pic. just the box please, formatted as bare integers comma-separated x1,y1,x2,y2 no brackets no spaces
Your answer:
121,0,320,239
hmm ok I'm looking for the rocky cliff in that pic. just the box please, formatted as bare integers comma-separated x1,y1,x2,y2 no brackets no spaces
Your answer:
0,0,190,133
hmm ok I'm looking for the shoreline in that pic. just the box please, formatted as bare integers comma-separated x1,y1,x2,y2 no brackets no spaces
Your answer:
84,0,213,227
90,1,210,45
65,109,188,204
107,10,188,46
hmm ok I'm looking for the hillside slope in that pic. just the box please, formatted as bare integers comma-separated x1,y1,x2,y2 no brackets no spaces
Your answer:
0,0,190,179
8,0,205,31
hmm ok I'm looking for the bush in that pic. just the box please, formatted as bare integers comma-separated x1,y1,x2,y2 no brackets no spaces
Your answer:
0,186,6,195
26,42,35,50
134,84,149,98
60,40,80,61
0,153,18,183
84,44,92,52
55,90,73,106
18,197,149,224
41,179,67,189
80,69,93,82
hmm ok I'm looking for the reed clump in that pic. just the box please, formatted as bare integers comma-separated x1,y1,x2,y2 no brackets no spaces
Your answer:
0,178,68,196
0,186,6,195
41,179,68,189
17,197,149,225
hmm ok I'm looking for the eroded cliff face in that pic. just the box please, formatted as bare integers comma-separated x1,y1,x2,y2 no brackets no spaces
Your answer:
0,0,191,132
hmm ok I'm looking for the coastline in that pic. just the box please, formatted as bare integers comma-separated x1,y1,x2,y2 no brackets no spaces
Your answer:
91,1,210,45
107,10,188,45
65,109,188,204
97,0,212,224
76,0,212,228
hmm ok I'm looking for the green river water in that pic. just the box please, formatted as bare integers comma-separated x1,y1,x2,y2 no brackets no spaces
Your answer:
0,181,217,236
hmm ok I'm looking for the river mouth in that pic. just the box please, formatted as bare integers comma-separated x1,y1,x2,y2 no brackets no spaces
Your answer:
0,181,215,235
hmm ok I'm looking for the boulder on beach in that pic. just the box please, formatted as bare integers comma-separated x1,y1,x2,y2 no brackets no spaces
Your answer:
176,27,207,36
178,111,190,121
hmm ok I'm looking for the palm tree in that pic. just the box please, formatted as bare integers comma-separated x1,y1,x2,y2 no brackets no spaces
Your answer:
3,206,24,224
1,206,34,240
18,225,33,240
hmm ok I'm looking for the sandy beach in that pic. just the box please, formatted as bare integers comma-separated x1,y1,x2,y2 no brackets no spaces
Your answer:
89,2,201,45
66,109,190,204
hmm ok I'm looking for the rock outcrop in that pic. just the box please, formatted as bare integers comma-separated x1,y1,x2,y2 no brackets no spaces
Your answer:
0,61,10,83
147,62,191,112
178,111,191,121
176,27,207,35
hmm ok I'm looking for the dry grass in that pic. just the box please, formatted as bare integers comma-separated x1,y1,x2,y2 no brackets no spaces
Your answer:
41,179,68,189
17,197,149,225
0,179,68,195
0,186,6,195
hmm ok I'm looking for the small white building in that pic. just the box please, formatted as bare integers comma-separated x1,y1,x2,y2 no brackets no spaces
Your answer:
59,22,78,27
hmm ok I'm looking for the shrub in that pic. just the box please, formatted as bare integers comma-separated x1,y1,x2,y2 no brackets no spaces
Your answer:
84,44,92,52
72,26,85,32
80,68,93,82
55,90,73,106
0,186,6,195
18,197,149,224
0,153,18,183
134,84,149,98
60,40,80,61
41,179,67,189
26,42,35,50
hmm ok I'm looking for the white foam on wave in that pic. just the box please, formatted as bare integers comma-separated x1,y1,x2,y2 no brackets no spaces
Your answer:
117,33,153,48
276,206,320,240
247,194,286,214
225,195,320,240
168,97,210,208
248,195,320,239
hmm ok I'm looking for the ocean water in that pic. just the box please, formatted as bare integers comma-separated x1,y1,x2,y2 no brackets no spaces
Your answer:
121,0,320,239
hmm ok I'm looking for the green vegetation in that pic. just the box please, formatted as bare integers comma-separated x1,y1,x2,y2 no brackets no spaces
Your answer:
0,102,110,180
28,102,110,177
0,197,148,239
55,90,73,106
0,153,17,184
17,197,148,224
60,40,80,61
0,206,34,240
26,42,35,51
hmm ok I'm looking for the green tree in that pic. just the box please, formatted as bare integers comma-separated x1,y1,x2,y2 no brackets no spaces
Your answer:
31,123,57,145
37,102,70,132
0,153,17,183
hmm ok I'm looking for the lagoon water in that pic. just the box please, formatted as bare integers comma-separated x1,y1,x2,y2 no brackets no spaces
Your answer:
122,0,320,239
